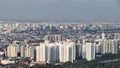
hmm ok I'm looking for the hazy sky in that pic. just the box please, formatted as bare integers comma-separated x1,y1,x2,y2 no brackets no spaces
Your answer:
0,0,120,22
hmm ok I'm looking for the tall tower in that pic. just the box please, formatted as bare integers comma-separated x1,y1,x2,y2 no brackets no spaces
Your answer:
102,33,105,39
36,43,47,62
82,40,86,59
36,42,59,63
25,45,35,59
59,42,76,62
85,43,95,61
7,44,18,57
20,45,25,57
46,43,59,63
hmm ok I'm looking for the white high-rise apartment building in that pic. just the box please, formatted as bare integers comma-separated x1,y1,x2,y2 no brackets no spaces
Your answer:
59,42,76,63
36,42,59,63
7,44,18,57
25,45,35,59
110,39,119,54
20,44,35,59
101,32,105,39
86,43,95,61
94,39,101,54
46,43,59,62
36,43,47,62
82,40,86,59
20,45,25,57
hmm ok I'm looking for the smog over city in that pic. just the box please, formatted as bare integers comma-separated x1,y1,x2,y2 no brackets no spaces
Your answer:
0,0,120,23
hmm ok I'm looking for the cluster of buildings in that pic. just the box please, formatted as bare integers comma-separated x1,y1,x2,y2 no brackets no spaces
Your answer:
5,40,75,63
0,22,120,65
3,32,119,64
82,42,95,61
0,22,120,35
36,40,75,63
81,33,119,61
6,41,76,62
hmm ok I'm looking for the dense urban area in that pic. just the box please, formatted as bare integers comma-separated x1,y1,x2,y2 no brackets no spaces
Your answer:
0,21,120,68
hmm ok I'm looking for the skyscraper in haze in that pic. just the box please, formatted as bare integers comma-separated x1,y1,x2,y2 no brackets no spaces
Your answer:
86,43,95,61
7,44,18,58
59,42,76,62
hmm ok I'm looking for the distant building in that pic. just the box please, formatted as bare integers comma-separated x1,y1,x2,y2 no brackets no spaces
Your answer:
101,39,119,54
101,33,105,39
76,41,82,58
43,35,62,42
82,40,86,59
7,44,18,58
95,44,101,54
20,45,26,57
46,43,59,63
110,40,119,54
36,42,59,63
82,42,95,61
94,39,101,54
59,42,76,62
114,33,120,40
86,43,95,61
25,45,35,59
36,43,47,62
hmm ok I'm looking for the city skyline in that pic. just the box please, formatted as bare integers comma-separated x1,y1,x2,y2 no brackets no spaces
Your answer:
0,0,120,67
0,23,120,67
